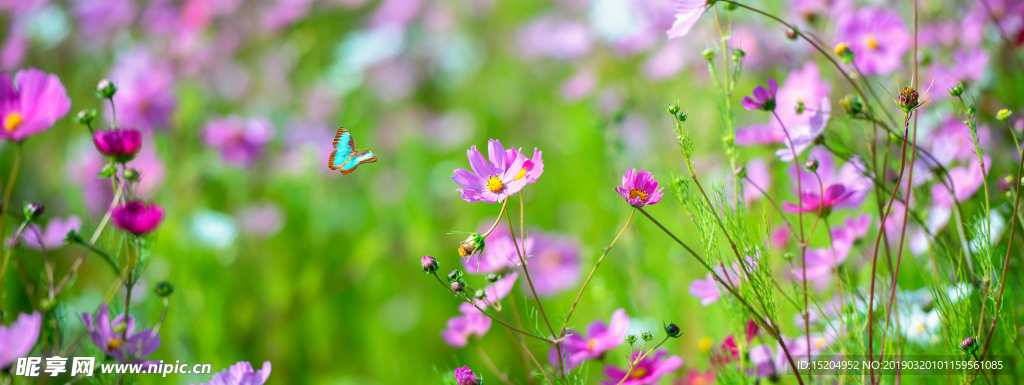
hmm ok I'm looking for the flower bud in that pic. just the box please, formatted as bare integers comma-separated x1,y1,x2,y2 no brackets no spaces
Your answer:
805,158,819,172
421,255,439,274
834,43,854,64
897,87,920,112
839,94,864,116
38,297,56,312
458,233,485,257
667,103,680,115
722,1,737,11
447,269,463,283
473,289,486,300
731,48,745,62
153,281,175,297
960,337,978,353
785,27,798,41
782,252,794,261
795,100,805,115
96,79,117,99
734,166,746,179
64,229,85,245
24,202,44,221
701,48,716,60
997,109,1012,121
123,168,140,181
949,82,964,97
74,109,97,126
677,112,688,122
664,322,682,338
451,280,466,293
625,334,638,344
641,331,654,341
99,163,117,178
486,273,500,283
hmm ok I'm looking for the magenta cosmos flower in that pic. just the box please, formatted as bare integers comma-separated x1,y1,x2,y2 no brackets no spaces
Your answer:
550,308,629,368
616,168,664,207
193,361,271,385
203,116,274,167
452,139,530,204
94,128,143,162
741,79,778,111
835,7,910,75
82,304,160,364
454,366,480,385
602,349,683,385
666,0,708,39
112,201,165,235
0,311,41,369
782,149,871,213
737,64,830,146
0,68,71,142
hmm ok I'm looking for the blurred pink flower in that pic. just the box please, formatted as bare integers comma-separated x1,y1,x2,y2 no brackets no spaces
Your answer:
370,0,422,28
112,201,165,235
551,309,629,368
561,68,597,101
0,311,41,369
109,49,177,131
262,0,315,30
932,155,990,206
0,68,71,142
741,78,778,111
643,40,689,81
774,96,830,162
441,301,492,347
22,216,81,251
783,148,871,212
927,49,988,99
835,7,910,75
74,0,136,39
666,0,708,39
1,30,26,71
517,17,593,60
742,159,770,206
203,116,275,167
236,203,285,238
526,233,580,296
602,349,682,385
194,361,271,385
791,214,871,289
462,221,532,274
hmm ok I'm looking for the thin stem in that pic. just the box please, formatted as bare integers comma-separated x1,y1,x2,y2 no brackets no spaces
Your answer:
615,336,670,385
0,143,23,294
55,177,125,294
476,343,515,385
744,176,797,237
431,272,554,343
559,208,635,336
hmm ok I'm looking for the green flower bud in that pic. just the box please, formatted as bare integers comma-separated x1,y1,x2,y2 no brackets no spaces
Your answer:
95,79,117,99
154,281,175,297
997,109,1012,121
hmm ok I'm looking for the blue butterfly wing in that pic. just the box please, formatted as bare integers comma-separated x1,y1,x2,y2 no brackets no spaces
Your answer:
339,151,377,175
328,127,355,170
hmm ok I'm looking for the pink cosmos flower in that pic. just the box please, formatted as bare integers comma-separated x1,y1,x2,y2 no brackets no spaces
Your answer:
22,216,81,251
602,349,683,385
94,128,143,162
741,79,779,111
193,361,271,385
525,232,580,296
927,49,988,100
0,68,71,142
504,146,544,183
441,302,492,347
616,168,664,207
552,309,629,368
666,0,708,39
782,149,871,213
835,7,911,75
454,366,480,385
742,159,771,206
790,215,871,289
737,64,830,147
452,139,529,204
774,96,831,162
680,370,715,385
203,116,275,167
112,201,165,235
932,155,990,207
749,342,790,379
82,304,160,364
74,0,136,39
517,17,593,60
0,311,41,369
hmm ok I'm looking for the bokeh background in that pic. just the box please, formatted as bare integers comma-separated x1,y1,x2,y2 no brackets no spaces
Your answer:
1,0,1022,383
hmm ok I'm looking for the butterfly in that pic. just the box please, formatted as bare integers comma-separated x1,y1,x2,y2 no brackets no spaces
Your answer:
327,127,377,175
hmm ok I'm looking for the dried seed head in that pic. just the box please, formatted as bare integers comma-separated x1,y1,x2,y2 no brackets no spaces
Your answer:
898,87,920,112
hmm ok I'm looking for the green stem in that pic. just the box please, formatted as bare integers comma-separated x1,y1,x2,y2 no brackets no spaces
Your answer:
0,143,23,295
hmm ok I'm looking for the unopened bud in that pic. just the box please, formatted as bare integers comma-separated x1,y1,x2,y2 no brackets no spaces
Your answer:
664,322,682,338
421,255,439,274
447,269,463,282
123,168,140,181
734,166,746,178
667,103,680,115
840,94,864,116
834,43,854,64
451,280,466,293
641,331,654,341
486,273,500,283
785,27,798,41
74,109,97,126
458,233,485,257
960,337,979,353
24,202,44,221
997,109,1012,121
153,281,175,297
625,334,638,344
702,48,716,60
473,289,486,300
805,158,819,172
949,82,964,97
96,79,117,99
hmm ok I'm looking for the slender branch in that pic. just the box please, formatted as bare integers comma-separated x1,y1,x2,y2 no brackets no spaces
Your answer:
431,272,554,343
0,143,23,293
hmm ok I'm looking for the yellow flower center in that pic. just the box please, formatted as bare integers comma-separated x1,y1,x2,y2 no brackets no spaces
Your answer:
107,338,124,351
630,367,648,379
4,113,22,132
486,176,504,193
814,337,827,349
865,35,879,50
833,43,850,55
458,245,471,257
587,339,597,351
515,168,527,181
628,188,648,202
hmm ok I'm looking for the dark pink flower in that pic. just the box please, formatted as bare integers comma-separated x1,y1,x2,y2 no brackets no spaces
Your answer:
454,366,480,385
22,216,81,251
616,168,664,207
602,349,683,385
112,201,165,235
782,149,871,213
93,128,143,162
0,68,71,142
741,79,778,111
551,309,629,368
